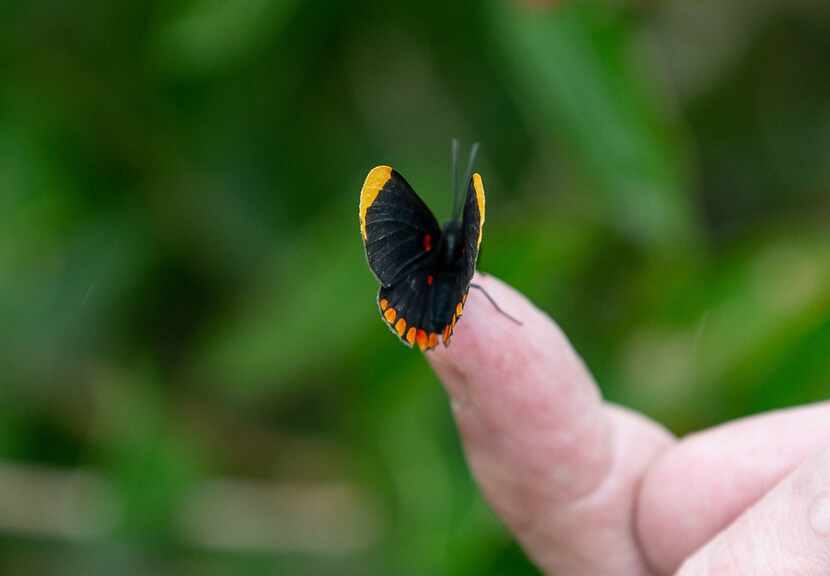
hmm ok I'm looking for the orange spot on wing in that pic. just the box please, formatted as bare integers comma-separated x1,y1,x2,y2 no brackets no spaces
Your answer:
416,329,428,351
428,333,439,349
395,318,406,336
380,299,389,311
406,327,416,346
456,302,463,316
384,307,396,323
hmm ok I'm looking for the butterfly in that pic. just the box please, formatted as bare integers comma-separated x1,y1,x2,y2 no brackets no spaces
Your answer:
359,143,504,351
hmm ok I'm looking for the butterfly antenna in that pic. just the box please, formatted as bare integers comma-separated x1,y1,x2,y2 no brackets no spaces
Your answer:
464,142,480,187
453,142,480,218
470,283,523,325
451,138,460,218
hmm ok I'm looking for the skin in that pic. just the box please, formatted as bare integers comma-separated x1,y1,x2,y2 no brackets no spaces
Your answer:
427,274,830,575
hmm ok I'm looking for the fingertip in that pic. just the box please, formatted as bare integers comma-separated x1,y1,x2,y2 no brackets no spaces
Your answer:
426,273,537,403
425,277,674,573
426,273,603,456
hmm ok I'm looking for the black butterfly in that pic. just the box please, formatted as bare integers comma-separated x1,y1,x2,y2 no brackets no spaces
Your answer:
359,143,512,351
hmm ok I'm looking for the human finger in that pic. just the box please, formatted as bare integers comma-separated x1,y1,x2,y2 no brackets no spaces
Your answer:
428,274,673,574
638,402,830,574
675,445,830,575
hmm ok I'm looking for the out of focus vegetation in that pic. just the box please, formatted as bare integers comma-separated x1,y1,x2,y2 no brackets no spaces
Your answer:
1,0,830,573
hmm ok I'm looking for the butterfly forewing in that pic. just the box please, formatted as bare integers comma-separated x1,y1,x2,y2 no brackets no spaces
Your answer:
461,173,485,284
360,166,441,287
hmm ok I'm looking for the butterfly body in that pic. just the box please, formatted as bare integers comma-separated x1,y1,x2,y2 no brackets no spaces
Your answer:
359,165,485,350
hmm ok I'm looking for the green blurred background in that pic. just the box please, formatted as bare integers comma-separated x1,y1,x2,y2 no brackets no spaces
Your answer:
2,0,830,573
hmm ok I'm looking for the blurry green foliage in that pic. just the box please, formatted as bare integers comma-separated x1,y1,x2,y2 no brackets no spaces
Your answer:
159,0,302,76
494,2,694,245
1,0,829,574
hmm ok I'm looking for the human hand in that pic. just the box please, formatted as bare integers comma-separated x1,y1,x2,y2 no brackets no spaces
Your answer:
428,274,830,575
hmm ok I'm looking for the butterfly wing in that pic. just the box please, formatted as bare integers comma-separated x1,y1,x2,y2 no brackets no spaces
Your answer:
378,270,442,351
359,166,441,287
360,166,443,349
461,172,485,285
435,172,486,347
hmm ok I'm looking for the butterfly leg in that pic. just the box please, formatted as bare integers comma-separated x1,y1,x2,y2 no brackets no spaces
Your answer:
469,283,522,325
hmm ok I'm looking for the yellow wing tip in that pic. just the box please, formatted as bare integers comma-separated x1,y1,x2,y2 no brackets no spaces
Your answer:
472,172,485,246
359,165,394,239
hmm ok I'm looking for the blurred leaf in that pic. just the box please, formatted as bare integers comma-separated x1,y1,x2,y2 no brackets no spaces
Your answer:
0,124,75,280
376,373,455,573
158,0,302,76
194,203,378,397
620,227,830,429
492,1,695,246
92,368,201,541
0,211,151,390
749,318,830,411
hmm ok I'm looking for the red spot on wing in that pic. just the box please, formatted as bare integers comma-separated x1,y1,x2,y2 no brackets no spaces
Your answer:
427,275,433,285
423,234,432,252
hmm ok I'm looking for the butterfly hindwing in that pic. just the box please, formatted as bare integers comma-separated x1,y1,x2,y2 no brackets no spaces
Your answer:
360,166,441,288
378,270,443,351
